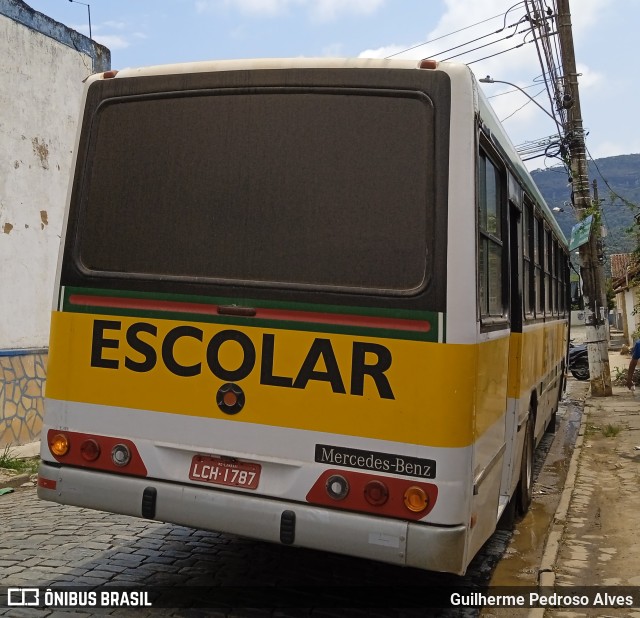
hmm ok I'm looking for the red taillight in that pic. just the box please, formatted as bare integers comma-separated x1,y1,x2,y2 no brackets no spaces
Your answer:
364,480,389,506
80,439,100,462
103,70,119,79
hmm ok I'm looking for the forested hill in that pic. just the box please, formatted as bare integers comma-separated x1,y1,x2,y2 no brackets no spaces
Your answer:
531,153,640,257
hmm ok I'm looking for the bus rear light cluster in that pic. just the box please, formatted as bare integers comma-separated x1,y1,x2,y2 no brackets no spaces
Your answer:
307,469,437,521
46,429,147,476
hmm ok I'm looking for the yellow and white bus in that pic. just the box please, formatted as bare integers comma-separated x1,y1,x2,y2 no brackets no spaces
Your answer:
38,58,569,575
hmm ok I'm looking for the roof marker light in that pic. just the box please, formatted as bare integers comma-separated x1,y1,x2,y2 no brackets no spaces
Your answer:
418,59,438,70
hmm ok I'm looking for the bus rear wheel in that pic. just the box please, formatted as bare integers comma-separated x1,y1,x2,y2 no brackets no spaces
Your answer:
517,413,534,515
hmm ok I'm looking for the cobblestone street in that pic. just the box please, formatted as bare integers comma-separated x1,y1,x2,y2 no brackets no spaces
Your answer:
1,484,508,617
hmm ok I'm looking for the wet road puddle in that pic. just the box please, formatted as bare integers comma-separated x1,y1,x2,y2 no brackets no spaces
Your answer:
488,382,588,587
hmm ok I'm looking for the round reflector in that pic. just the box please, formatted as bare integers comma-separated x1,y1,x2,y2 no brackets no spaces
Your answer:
111,443,131,467
80,439,101,462
50,433,70,456
223,390,237,407
403,486,429,512
364,480,389,506
217,383,245,414
326,474,349,501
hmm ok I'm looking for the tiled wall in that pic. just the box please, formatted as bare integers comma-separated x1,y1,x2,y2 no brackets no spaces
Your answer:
0,350,47,448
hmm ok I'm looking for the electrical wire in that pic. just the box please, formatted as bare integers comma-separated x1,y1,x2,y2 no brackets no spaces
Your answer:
523,0,565,136
463,39,532,64
439,23,533,62
385,1,526,59
585,144,638,211
485,81,544,99
424,15,529,60
500,87,547,122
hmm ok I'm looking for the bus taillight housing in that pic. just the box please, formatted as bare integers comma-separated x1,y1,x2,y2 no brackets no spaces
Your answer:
46,429,147,476
306,469,437,520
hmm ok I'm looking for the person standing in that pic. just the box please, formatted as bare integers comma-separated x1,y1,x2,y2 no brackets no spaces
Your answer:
626,340,640,389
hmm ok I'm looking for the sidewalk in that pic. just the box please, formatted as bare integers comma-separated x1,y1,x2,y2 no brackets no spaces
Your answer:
0,441,39,490
537,333,640,617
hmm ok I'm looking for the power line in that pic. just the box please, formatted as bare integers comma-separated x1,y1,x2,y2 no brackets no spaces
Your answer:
463,38,534,65
485,81,545,99
385,2,526,59
423,14,529,61
585,144,638,211
438,22,531,62
500,87,547,122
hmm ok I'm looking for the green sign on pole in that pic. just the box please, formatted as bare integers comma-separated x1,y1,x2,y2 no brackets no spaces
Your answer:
568,214,593,251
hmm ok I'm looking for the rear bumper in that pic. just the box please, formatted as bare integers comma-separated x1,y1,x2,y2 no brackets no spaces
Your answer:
38,461,468,574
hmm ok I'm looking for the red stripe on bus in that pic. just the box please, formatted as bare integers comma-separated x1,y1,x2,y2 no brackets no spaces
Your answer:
38,476,57,490
68,294,431,333
257,308,430,332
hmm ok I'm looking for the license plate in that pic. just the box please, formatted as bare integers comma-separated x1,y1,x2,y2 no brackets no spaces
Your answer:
189,455,261,489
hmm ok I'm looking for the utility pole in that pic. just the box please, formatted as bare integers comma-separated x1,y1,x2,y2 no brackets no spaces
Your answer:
556,0,612,396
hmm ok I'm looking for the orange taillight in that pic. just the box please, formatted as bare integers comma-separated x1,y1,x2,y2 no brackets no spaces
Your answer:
49,433,70,456
404,486,429,513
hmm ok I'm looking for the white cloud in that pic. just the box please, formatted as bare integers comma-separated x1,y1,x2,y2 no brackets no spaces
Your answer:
574,63,602,91
358,43,407,59
311,0,384,21
196,0,385,20
589,140,640,161
357,0,613,77
94,34,131,50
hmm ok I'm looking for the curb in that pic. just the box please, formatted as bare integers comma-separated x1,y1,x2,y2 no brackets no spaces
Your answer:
527,397,591,618
0,472,31,489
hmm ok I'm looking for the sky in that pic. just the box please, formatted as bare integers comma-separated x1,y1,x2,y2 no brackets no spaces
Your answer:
22,0,640,172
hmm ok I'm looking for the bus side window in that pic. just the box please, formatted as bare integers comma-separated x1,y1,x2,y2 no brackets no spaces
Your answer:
523,201,534,319
478,149,506,321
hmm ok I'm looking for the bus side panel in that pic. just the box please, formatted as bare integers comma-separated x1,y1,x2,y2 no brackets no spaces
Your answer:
466,332,509,561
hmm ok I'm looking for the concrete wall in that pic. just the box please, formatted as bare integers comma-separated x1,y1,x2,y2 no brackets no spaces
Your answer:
0,0,109,447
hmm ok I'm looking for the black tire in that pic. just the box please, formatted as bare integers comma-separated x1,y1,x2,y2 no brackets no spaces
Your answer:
517,414,534,515
570,359,590,381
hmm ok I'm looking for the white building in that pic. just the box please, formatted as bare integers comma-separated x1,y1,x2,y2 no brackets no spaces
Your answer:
611,253,639,347
0,0,109,446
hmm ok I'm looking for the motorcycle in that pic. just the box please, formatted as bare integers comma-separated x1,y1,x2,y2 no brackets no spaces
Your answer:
568,342,590,381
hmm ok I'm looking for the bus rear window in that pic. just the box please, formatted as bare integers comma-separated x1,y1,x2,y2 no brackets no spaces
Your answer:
77,90,434,294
